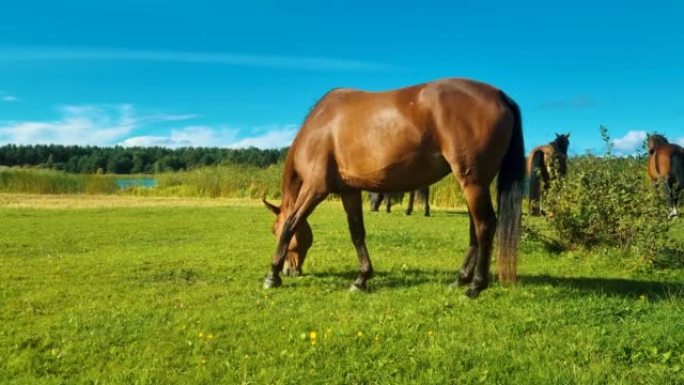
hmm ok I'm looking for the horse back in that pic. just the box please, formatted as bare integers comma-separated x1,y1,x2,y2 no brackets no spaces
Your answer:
290,78,512,191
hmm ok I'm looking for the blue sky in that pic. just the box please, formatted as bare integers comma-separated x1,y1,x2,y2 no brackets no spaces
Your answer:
1,0,683,154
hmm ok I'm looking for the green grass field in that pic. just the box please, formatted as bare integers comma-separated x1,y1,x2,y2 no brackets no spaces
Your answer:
1,196,683,384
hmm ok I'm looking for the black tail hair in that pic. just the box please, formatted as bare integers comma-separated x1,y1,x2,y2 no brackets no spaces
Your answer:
672,152,684,197
497,92,525,283
528,150,544,216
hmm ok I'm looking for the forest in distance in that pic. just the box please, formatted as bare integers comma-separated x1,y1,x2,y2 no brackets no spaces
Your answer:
0,144,288,174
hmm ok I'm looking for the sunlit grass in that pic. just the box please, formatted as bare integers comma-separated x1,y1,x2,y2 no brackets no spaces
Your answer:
1,196,682,384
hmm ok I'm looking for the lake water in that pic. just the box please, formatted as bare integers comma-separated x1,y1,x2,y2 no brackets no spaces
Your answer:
115,178,158,189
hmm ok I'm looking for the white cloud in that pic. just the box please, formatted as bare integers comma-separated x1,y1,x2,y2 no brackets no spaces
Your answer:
1,90,19,102
0,103,295,148
121,126,237,148
0,47,398,72
229,125,298,149
612,130,647,154
0,104,136,145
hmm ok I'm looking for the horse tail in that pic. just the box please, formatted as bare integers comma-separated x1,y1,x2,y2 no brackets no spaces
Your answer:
528,150,544,215
497,92,525,284
672,151,684,191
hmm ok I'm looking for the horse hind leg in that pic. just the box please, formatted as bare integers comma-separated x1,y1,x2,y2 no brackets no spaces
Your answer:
263,184,328,288
666,179,679,219
341,191,374,291
461,184,496,298
452,213,478,287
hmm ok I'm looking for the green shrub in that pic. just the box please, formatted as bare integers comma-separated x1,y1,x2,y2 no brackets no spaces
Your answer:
544,127,677,265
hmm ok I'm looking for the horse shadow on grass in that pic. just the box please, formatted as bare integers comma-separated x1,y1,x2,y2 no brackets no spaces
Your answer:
307,268,454,290
436,209,470,218
520,274,684,301
305,270,684,300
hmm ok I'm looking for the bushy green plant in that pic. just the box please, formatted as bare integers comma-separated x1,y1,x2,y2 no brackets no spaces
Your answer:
544,126,675,265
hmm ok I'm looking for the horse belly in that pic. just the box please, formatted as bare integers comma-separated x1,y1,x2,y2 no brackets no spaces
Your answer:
338,149,450,191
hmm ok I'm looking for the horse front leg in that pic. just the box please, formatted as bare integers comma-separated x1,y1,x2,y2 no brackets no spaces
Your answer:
341,191,374,291
405,190,415,215
264,186,327,288
423,188,431,217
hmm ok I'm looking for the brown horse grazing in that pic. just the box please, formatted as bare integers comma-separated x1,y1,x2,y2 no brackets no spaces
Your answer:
647,134,684,218
527,133,570,216
262,78,525,298
369,186,431,216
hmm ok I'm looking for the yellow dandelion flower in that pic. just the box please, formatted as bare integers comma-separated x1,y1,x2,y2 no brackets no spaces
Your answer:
357,331,363,337
310,331,317,340
207,333,215,340
198,332,204,338
428,330,435,337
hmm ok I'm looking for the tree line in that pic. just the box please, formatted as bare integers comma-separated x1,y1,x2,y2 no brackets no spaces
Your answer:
0,144,288,174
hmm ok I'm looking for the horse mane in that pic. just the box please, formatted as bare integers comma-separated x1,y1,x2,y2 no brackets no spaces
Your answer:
648,134,670,155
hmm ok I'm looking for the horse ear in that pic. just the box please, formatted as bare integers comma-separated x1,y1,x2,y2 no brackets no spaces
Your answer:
555,132,560,137
262,198,281,215
565,132,571,138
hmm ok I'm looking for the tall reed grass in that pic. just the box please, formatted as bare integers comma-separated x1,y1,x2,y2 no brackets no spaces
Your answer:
127,165,283,199
0,165,467,207
0,167,117,194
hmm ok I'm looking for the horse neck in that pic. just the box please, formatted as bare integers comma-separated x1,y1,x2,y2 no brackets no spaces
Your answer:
279,157,302,216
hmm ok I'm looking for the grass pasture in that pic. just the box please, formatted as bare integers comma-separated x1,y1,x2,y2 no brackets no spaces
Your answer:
1,195,683,384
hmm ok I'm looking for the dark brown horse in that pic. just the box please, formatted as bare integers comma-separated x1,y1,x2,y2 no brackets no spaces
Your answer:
647,134,684,218
527,133,570,216
369,186,430,216
262,78,524,297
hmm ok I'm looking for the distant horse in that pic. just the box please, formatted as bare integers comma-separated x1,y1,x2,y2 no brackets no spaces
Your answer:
647,134,684,218
527,133,570,216
262,78,524,298
369,186,431,216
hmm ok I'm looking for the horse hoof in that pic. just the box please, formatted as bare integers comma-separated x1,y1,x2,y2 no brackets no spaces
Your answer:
456,274,473,286
464,288,481,298
263,276,282,289
349,279,367,292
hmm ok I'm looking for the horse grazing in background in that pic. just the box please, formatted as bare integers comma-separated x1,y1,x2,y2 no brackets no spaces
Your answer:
262,78,524,298
527,133,570,216
647,134,684,218
369,186,431,216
